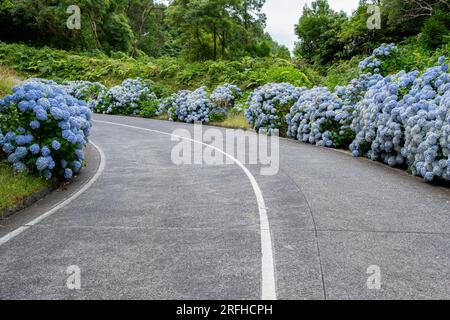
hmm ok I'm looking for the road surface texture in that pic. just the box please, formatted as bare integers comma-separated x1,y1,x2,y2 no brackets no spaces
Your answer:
1,114,450,300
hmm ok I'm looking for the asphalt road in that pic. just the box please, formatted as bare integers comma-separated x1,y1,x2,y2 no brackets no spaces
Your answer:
1,114,450,300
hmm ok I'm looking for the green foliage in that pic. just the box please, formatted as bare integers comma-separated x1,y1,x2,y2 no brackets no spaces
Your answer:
0,42,309,94
209,109,228,122
0,0,136,53
294,0,347,65
0,161,49,214
319,41,449,90
176,62,209,86
329,126,356,149
295,0,450,66
244,64,311,88
102,12,135,53
166,0,270,61
377,41,449,74
140,99,160,118
0,42,159,86
264,65,311,87
0,0,286,62
322,57,361,90
419,11,450,49
338,2,384,57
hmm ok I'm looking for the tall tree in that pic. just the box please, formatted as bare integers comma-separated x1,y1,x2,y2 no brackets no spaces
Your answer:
294,0,347,65
126,0,167,57
165,0,269,61
0,0,135,52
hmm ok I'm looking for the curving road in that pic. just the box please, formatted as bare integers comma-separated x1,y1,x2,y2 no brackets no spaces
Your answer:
1,114,450,300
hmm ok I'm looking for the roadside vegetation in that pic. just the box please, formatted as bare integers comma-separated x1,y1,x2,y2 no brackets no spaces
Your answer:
0,67,48,214
0,161,49,214
0,0,449,210
0,65,19,97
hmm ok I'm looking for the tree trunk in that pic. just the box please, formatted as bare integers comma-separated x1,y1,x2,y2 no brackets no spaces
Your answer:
89,16,101,49
221,31,225,59
213,24,217,61
131,3,153,57
244,0,249,30
196,27,202,60
243,0,250,45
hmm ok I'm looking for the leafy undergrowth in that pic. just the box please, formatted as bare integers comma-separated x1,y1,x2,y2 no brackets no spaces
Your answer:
0,161,49,214
0,42,312,93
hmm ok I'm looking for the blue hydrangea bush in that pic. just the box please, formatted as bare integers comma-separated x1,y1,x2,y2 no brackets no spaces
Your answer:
243,45,449,182
155,97,173,116
0,79,91,180
168,87,212,123
335,73,384,105
359,43,398,75
63,80,107,109
94,78,158,116
211,83,242,110
286,87,354,148
245,83,305,135
350,57,450,181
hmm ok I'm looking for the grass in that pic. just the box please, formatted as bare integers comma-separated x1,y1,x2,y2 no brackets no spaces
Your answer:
210,114,252,130
0,64,20,96
0,162,49,214
154,114,170,121
151,113,252,130
1,66,46,215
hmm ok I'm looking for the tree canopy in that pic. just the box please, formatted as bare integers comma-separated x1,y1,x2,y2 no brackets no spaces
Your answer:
0,0,282,60
294,0,450,65
0,0,448,65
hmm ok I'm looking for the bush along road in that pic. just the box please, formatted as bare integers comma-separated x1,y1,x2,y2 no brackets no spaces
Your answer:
1,114,450,300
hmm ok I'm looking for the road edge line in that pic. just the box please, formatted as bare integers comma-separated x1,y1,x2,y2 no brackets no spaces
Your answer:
0,142,106,246
93,119,277,300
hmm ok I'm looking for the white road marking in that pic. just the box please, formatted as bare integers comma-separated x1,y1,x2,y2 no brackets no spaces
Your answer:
93,119,277,300
0,226,29,246
0,142,106,246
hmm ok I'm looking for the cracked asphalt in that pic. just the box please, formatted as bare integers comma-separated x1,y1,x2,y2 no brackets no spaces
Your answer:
1,114,450,300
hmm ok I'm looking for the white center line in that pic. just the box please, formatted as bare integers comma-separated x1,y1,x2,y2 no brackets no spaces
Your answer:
93,119,277,300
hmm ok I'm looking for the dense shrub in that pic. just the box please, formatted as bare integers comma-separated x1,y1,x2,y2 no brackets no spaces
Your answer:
0,43,159,86
359,43,398,75
349,71,418,161
335,73,384,105
94,78,158,116
358,41,449,77
286,87,353,148
244,44,450,182
419,12,450,50
159,83,243,123
322,56,361,90
247,64,312,89
285,73,384,148
0,79,91,180
210,83,242,110
2,41,449,183
245,83,305,135
168,87,212,123
209,108,228,122
350,57,450,181
0,43,309,92
63,80,107,108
